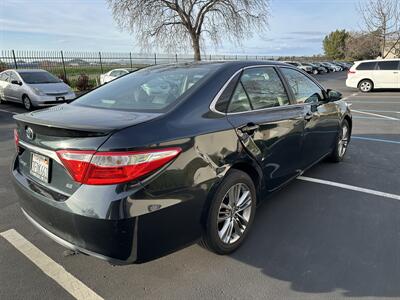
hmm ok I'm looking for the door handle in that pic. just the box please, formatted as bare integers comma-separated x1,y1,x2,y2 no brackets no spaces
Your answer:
304,112,313,121
394,72,399,74
240,124,260,133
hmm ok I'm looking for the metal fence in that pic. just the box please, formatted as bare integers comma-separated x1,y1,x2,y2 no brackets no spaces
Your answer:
0,50,278,88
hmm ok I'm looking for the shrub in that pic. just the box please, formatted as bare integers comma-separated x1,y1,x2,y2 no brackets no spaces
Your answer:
58,73,70,86
76,74,91,91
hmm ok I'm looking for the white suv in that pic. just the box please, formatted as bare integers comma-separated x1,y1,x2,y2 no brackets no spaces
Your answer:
346,59,400,92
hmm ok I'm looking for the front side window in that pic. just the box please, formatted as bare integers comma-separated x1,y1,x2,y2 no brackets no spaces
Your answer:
72,64,218,112
9,72,19,82
377,61,399,70
280,67,324,104
18,71,60,84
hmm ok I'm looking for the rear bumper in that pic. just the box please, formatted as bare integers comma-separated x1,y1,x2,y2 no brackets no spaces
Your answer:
21,208,127,265
11,156,205,264
346,78,358,88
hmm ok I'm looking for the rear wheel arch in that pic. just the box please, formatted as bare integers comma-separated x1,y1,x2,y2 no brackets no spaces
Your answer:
200,161,262,227
229,162,262,202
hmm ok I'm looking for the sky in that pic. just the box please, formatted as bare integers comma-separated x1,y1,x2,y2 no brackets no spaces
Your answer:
0,0,365,56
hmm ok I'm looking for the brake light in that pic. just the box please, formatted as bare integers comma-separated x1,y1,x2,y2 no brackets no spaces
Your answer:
14,129,19,151
348,70,356,74
57,148,181,185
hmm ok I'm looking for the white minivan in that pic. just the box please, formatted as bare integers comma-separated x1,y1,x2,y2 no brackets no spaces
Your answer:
346,59,399,92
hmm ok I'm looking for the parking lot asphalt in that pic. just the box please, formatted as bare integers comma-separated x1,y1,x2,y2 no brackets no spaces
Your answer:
1,71,400,300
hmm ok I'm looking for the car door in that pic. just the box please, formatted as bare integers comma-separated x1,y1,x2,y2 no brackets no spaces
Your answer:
0,71,15,101
279,67,340,169
374,60,399,88
226,66,305,192
8,71,23,102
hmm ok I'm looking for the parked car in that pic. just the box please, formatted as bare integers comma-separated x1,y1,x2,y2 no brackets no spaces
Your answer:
319,62,338,72
283,61,313,73
312,62,329,73
12,61,352,264
0,69,75,110
100,68,136,84
333,62,350,70
303,63,325,75
346,59,400,92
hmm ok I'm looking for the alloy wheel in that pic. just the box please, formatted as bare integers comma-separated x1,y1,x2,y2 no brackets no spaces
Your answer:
338,123,349,157
360,81,372,92
23,96,31,110
217,183,252,245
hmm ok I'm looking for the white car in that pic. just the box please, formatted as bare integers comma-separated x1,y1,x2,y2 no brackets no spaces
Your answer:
346,59,400,92
99,68,134,84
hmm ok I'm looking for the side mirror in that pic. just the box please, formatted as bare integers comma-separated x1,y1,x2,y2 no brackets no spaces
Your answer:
327,89,342,102
11,80,22,86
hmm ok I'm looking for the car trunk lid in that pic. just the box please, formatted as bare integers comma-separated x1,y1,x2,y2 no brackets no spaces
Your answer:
13,104,162,197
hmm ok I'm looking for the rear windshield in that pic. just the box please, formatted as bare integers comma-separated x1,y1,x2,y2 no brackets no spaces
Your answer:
72,64,218,112
19,71,60,84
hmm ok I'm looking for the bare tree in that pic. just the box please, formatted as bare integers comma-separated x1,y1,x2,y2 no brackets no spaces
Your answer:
358,0,400,58
107,0,270,60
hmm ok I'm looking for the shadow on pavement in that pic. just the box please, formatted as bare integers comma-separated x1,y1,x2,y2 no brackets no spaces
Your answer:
232,134,400,298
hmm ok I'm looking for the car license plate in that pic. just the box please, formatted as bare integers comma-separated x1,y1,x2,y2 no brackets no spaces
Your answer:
56,96,65,101
30,152,50,183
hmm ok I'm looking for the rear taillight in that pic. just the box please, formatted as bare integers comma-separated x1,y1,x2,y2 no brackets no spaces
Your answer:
14,129,19,151
348,70,356,74
56,148,181,185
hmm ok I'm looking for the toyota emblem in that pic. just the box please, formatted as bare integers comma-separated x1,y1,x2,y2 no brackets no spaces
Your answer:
26,127,34,140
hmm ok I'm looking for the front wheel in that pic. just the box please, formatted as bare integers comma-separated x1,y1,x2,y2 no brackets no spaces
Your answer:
200,170,256,254
23,95,33,111
329,120,350,162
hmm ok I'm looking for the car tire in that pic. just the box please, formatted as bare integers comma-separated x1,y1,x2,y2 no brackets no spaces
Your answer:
358,79,373,93
200,169,256,255
329,119,350,162
22,95,33,111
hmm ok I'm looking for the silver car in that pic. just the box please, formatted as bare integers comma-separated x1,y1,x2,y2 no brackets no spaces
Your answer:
0,69,75,110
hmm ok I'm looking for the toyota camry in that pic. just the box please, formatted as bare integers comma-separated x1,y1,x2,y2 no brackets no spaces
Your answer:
11,61,352,264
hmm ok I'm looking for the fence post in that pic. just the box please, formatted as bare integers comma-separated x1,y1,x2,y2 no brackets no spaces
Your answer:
60,51,67,79
256,55,258,60
209,54,211,60
99,52,103,73
11,50,18,69
175,53,178,63
154,53,157,65
129,52,133,68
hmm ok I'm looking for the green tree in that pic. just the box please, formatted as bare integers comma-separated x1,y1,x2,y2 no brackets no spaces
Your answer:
323,30,350,59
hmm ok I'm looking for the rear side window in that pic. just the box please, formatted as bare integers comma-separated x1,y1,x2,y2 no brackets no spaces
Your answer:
228,67,289,113
377,61,399,70
280,67,324,104
72,64,218,112
356,62,377,70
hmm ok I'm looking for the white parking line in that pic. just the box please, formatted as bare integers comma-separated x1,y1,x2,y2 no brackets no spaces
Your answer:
351,136,400,145
298,176,400,201
0,229,103,300
0,109,17,115
352,109,400,121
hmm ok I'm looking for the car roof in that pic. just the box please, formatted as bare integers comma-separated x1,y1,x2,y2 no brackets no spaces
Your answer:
355,58,400,64
4,69,49,73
